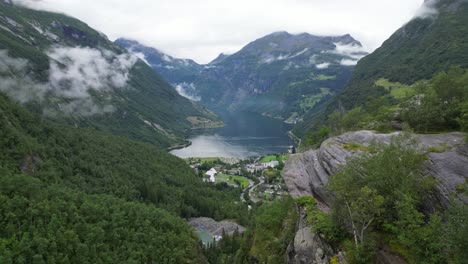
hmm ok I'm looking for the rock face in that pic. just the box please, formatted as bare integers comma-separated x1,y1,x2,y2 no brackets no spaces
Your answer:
283,130,467,263
283,130,467,209
188,217,245,236
287,207,343,264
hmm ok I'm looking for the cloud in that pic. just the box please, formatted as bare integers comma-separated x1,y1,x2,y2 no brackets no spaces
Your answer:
315,62,330,69
340,59,359,66
413,0,439,19
174,82,201,101
12,0,425,64
329,42,368,60
0,47,137,116
0,50,49,103
131,51,150,66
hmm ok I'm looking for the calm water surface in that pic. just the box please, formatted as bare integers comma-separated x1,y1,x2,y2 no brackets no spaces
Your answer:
170,111,293,158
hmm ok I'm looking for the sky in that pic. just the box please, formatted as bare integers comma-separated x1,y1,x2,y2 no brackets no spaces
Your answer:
15,0,426,64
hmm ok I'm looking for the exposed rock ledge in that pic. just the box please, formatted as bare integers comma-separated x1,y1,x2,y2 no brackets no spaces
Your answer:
283,130,467,264
283,130,467,209
188,217,245,236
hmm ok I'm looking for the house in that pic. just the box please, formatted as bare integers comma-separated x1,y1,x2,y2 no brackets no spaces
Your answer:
205,168,217,183
262,160,279,168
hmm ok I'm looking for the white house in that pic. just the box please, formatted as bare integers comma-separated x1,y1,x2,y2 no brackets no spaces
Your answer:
205,168,217,183
262,160,279,168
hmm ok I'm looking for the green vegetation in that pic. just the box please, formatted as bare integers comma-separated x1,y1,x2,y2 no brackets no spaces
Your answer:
259,154,287,163
301,67,468,147
217,174,249,188
312,74,337,81
334,1,468,112
0,2,220,149
0,92,247,261
375,78,416,99
203,198,298,264
0,174,202,263
299,88,332,112
342,142,371,152
297,1,468,142
319,134,467,263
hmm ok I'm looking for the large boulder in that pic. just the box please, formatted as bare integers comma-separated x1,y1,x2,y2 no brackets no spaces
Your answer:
283,131,466,264
283,131,467,209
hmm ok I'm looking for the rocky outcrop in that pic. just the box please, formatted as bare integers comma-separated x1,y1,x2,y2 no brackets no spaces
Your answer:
287,207,347,264
188,217,245,236
283,131,467,209
283,130,466,264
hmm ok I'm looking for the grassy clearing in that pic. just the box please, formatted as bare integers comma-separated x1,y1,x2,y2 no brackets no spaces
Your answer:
375,78,416,99
299,88,332,111
260,154,287,163
217,174,249,188
311,74,337,81
342,142,370,152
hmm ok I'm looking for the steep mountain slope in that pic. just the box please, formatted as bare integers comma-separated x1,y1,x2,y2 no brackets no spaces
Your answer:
336,0,468,109
117,32,367,121
299,0,468,134
0,81,246,262
0,2,220,148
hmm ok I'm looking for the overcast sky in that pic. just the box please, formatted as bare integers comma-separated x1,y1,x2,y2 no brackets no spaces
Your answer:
16,0,425,64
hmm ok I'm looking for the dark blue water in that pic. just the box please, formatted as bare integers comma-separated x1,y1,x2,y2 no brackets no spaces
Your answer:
170,111,294,158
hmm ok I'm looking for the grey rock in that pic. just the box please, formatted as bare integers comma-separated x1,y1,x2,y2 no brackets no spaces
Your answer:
283,131,467,209
288,207,340,264
188,217,245,236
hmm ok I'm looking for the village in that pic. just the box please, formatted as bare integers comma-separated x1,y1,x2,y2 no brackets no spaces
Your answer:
186,153,291,204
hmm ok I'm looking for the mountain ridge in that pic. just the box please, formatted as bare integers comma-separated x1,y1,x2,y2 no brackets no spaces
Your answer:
116,31,368,121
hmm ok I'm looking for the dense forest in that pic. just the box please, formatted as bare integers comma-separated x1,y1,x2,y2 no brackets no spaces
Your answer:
0,2,220,149
0,92,247,262
302,67,468,148
295,0,468,141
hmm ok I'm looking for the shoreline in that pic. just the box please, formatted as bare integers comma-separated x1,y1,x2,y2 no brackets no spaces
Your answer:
167,140,192,151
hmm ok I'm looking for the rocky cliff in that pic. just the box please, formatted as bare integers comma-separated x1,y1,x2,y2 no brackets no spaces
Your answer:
283,130,467,263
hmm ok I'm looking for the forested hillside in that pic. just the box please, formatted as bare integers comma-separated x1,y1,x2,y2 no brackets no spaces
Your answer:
0,2,220,149
0,91,246,262
296,0,468,146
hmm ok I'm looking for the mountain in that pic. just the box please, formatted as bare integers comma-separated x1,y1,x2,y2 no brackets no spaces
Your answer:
0,84,246,263
0,2,221,149
335,0,468,110
209,52,230,65
295,0,468,138
116,32,368,121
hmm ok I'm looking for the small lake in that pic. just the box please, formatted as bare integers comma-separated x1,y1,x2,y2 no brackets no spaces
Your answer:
170,111,294,158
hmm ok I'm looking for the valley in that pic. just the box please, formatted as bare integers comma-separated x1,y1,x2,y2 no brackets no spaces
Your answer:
0,0,467,263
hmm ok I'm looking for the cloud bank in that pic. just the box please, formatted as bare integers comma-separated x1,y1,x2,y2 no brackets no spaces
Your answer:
413,0,439,19
13,0,425,63
0,47,137,116
174,82,201,101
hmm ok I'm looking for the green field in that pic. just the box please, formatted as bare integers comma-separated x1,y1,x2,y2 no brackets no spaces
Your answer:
217,174,249,188
260,154,287,163
375,78,416,99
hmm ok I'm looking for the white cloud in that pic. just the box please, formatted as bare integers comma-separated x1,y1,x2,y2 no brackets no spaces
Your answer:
340,59,358,66
413,0,439,19
0,47,137,116
0,50,49,103
316,62,330,69
175,82,201,101
131,51,150,65
13,0,425,64
331,42,368,60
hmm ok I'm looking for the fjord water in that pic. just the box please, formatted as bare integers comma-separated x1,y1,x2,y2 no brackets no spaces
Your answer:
170,111,294,158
